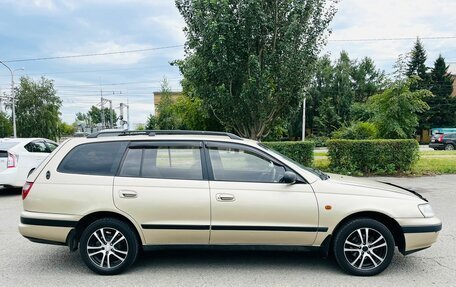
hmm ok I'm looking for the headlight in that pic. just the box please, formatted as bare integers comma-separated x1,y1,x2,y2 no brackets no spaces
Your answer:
418,203,435,218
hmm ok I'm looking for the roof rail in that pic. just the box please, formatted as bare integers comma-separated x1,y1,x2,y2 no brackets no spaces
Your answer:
87,130,242,140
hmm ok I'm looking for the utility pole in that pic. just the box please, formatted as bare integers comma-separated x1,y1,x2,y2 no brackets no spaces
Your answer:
301,97,306,141
0,60,24,138
127,98,130,130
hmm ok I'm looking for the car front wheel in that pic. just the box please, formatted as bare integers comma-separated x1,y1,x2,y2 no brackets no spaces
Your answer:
79,218,139,275
332,218,395,276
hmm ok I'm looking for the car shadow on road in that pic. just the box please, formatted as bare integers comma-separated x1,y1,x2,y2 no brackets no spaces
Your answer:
0,187,21,197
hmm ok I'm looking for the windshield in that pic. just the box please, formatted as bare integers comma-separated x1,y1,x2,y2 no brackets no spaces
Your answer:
258,143,329,180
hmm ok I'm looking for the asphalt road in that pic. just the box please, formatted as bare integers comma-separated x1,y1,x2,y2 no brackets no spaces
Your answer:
0,175,454,287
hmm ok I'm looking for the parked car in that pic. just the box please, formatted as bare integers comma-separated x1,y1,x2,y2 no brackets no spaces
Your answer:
19,131,441,276
0,138,58,188
429,132,456,150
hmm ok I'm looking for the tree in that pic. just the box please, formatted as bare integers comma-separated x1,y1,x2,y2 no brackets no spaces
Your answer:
15,76,62,141
87,106,117,128
425,55,456,127
175,0,337,139
351,57,387,103
0,112,12,138
406,38,429,89
368,78,431,139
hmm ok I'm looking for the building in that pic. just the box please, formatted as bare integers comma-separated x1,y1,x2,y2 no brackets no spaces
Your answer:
153,91,183,116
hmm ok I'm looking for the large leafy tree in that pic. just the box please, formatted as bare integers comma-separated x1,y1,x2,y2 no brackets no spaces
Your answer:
175,0,337,139
15,76,62,141
368,78,431,139
426,55,456,127
0,112,12,137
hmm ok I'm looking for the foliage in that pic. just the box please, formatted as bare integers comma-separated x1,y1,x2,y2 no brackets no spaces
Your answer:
425,55,456,127
307,52,386,136
406,38,430,90
59,121,75,136
368,78,431,139
332,122,378,140
262,141,315,167
327,139,419,175
305,135,329,147
0,112,12,138
15,76,62,141
175,0,337,139
135,123,145,131
87,106,117,128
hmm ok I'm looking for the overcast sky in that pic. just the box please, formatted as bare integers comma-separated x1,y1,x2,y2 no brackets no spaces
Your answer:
0,0,455,126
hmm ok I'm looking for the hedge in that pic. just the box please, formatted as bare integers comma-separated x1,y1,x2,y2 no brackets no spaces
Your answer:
262,141,315,167
327,139,419,175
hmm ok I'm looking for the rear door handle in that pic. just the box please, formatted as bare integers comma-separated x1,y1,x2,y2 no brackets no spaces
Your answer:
119,190,137,198
216,193,235,202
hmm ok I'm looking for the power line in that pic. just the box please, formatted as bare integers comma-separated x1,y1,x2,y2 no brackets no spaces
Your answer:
328,36,456,42
1,44,184,63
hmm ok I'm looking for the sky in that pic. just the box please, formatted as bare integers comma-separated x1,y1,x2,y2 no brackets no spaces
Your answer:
0,0,455,127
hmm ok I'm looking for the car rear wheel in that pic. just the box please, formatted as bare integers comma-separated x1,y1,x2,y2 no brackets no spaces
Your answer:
332,218,395,276
445,144,454,151
79,218,138,275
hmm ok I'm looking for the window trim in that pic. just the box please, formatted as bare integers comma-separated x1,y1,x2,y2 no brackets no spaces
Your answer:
116,140,208,181
203,141,307,184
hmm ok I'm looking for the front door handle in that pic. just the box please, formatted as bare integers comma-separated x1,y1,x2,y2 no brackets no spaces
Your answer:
216,193,235,202
119,190,137,198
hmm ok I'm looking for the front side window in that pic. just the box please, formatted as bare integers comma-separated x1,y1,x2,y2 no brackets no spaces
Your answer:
45,142,58,152
58,142,127,176
119,146,203,180
208,146,285,183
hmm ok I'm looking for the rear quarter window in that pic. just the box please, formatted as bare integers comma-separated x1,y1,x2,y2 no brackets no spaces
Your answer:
57,141,127,176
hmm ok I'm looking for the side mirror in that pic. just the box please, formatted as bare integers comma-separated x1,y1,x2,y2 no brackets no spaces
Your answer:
281,171,297,184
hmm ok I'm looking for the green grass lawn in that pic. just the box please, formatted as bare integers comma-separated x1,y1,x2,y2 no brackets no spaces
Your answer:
313,150,456,176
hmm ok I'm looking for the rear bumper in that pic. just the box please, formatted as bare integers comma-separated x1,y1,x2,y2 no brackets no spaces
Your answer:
397,217,442,254
19,211,81,245
0,168,23,187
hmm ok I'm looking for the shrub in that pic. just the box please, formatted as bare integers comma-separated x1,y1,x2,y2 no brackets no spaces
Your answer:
327,139,419,175
332,122,378,140
262,141,315,167
306,135,329,147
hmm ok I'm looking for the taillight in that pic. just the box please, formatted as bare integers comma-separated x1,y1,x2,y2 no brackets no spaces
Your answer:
7,152,16,168
22,181,34,200
438,135,444,142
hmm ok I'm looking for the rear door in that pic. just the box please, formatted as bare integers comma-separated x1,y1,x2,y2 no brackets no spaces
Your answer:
113,141,211,245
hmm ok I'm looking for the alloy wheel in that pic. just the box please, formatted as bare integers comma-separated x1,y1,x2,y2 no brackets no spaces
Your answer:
86,228,129,269
343,227,388,271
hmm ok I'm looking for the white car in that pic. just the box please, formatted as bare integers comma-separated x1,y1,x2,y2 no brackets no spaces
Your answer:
0,138,58,188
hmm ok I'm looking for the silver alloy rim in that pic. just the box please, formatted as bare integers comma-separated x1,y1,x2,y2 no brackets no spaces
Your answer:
446,144,454,150
343,228,387,270
87,228,128,269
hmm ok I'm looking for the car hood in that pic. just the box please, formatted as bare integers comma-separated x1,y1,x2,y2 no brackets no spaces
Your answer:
324,173,427,201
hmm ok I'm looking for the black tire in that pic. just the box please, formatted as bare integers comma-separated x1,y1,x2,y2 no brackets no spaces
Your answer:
332,218,395,276
445,144,455,151
79,218,139,275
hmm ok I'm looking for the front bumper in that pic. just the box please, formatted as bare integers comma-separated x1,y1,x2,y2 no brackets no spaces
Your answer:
397,217,442,254
428,143,444,149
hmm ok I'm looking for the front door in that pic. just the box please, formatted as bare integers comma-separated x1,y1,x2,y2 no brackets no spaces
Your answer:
113,141,211,245
206,142,319,245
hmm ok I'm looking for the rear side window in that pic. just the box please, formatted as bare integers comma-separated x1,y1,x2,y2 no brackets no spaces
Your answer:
119,146,203,180
58,142,127,176
25,141,48,153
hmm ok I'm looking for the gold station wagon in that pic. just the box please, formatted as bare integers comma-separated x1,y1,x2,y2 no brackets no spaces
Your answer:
19,130,441,276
